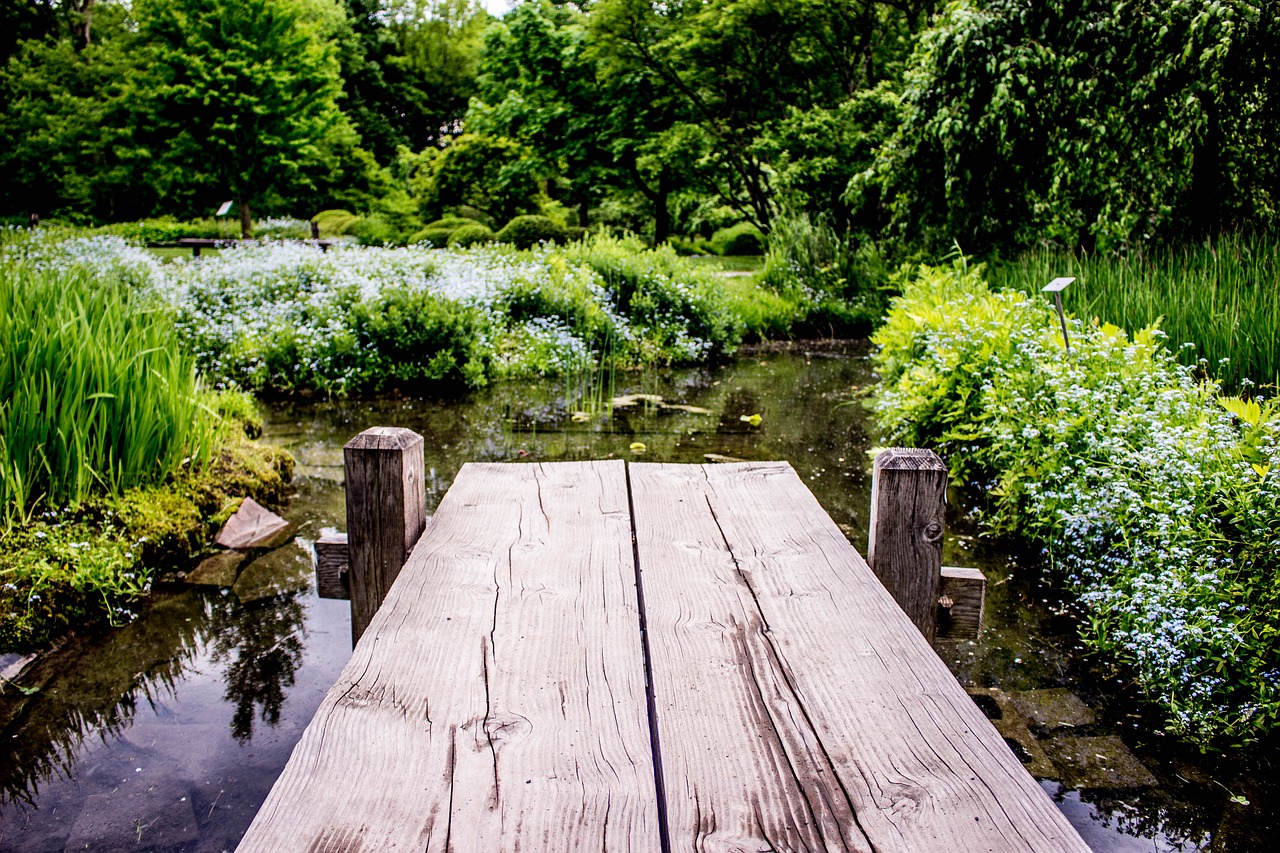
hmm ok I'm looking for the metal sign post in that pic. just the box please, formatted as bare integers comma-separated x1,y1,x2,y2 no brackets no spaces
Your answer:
1043,277,1076,352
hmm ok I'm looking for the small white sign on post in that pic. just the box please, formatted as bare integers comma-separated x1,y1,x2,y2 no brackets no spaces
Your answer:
1043,277,1076,352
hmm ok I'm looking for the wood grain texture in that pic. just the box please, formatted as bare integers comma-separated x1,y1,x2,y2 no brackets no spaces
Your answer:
868,448,948,643
343,427,427,643
238,461,660,853
629,461,1089,853
313,532,349,600
939,566,986,640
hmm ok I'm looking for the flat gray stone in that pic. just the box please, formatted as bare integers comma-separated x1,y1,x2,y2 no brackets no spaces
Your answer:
967,688,1057,778
185,550,245,586
215,497,290,550
1041,735,1158,790
1009,687,1097,730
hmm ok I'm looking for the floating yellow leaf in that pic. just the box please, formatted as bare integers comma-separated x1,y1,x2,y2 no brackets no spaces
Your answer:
570,411,591,422
629,442,647,453
739,413,762,427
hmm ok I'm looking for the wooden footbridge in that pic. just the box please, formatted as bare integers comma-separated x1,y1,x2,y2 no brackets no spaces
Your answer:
237,428,1089,852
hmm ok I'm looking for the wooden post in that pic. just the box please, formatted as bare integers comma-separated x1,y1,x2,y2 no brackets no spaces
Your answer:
344,427,427,643
868,448,947,643
937,566,986,640
314,532,350,600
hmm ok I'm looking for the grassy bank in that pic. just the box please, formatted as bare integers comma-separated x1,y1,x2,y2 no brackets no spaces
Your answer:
989,232,1280,390
873,262,1280,747
0,250,293,650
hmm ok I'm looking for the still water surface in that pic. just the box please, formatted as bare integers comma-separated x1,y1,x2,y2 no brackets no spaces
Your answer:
0,344,1271,850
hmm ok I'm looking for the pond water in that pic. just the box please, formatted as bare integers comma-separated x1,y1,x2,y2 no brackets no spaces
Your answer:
0,344,1273,851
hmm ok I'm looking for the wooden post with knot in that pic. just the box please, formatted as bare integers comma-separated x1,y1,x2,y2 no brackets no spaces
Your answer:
343,427,427,644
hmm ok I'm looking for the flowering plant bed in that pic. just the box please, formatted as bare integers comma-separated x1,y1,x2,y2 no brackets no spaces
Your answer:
873,262,1280,747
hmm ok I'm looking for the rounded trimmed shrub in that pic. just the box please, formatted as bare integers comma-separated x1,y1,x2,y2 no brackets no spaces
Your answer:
447,222,495,248
410,217,481,247
495,215,569,250
711,222,765,256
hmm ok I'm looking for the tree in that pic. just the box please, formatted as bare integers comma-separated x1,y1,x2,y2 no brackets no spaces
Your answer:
339,0,489,162
858,0,1280,254
416,132,543,223
128,0,352,236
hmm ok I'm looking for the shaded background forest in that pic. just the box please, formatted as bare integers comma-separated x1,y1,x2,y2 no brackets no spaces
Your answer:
1,0,1276,258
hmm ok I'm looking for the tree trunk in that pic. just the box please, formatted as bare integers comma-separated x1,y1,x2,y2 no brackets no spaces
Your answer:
653,168,673,245
577,191,590,228
240,200,253,240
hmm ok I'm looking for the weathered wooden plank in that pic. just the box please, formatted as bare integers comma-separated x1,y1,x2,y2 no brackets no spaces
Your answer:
939,566,986,640
238,461,660,852
868,448,948,642
344,427,427,643
629,461,1089,853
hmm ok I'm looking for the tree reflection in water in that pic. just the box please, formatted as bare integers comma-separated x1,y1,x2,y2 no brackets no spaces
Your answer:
210,591,306,743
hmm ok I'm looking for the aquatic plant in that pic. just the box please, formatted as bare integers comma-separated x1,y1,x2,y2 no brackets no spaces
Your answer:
873,262,1280,746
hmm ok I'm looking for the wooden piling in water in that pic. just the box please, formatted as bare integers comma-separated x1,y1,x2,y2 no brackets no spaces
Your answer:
868,447,948,643
343,427,426,643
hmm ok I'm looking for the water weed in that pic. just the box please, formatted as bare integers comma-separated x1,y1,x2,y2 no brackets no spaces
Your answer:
873,263,1280,747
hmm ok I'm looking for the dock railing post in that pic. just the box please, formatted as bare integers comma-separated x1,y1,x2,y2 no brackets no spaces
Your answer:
344,427,427,644
868,448,948,643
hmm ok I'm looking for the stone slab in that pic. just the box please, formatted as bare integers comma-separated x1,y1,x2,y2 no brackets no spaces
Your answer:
1010,688,1098,731
186,551,246,586
215,497,290,551
1041,735,1158,790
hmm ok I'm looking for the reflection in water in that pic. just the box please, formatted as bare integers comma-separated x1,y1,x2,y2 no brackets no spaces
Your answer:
211,593,306,743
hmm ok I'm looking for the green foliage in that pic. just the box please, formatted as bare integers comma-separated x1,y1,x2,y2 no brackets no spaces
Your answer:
418,133,544,223
92,217,224,242
313,209,362,236
0,430,293,650
710,222,765,256
410,215,480,246
446,222,494,247
873,263,1280,746
346,286,488,389
860,0,1279,254
988,231,1280,390
0,255,221,526
759,213,888,336
495,215,569,249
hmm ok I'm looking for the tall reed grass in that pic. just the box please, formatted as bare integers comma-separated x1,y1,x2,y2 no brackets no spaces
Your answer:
0,258,219,525
988,232,1280,389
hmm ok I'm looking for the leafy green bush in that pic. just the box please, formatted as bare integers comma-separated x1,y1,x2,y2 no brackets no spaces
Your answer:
93,217,223,242
346,287,488,389
313,209,361,237
873,262,1280,746
496,215,569,249
710,222,765,256
0,257,220,524
759,214,887,336
410,216,480,247
447,222,495,248
560,233,744,361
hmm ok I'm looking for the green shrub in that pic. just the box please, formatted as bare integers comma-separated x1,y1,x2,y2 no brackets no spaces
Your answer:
0,257,220,525
873,262,1280,747
350,213,410,246
759,214,888,337
710,222,765,256
346,287,488,389
313,209,361,237
93,217,223,242
446,222,495,248
496,215,569,249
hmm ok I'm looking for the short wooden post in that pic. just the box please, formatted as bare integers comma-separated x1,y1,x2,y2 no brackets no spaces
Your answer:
868,448,948,643
314,532,350,600
344,427,427,643
937,566,986,640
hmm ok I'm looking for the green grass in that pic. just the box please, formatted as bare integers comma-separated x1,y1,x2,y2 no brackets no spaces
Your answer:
685,254,764,272
0,257,221,526
988,232,1280,389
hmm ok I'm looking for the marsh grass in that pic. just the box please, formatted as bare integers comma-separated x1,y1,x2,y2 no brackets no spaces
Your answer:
0,258,220,525
989,232,1280,389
